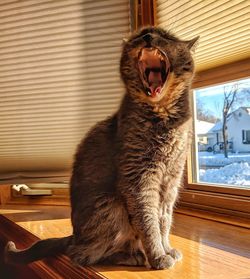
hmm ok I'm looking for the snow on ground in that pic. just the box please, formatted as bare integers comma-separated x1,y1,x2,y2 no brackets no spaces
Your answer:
198,152,250,187
199,162,250,186
199,152,250,167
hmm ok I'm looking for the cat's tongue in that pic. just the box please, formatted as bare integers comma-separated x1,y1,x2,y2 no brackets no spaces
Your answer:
148,71,162,97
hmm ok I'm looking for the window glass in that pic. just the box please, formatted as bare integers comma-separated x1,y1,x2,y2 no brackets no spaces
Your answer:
194,78,250,188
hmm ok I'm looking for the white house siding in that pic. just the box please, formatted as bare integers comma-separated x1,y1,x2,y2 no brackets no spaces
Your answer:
227,108,250,153
207,121,223,149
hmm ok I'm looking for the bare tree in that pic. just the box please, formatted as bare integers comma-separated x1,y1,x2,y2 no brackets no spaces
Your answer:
221,84,250,158
198,82,250,157
196,99,218,123
222,84,238,158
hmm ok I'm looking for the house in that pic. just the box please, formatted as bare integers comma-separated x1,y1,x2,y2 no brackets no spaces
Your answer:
203,107,250,153
226,107,250,153
196,120,215,151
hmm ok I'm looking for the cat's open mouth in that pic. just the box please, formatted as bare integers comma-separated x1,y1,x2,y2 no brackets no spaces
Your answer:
138,47,170,98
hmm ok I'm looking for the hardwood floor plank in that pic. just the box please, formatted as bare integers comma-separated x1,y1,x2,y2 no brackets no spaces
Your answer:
0,205,249,279
0,214,104,279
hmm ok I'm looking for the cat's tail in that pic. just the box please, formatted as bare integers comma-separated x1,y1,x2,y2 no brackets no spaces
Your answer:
4,235,73,265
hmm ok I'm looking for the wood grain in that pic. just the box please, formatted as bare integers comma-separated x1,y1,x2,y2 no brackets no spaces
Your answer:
0,185,11,205
0,205,249,279
0,214,104,279
192,58,250,89
180,189,250,214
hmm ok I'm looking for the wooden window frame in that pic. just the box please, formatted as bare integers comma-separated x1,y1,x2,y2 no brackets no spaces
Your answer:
179,58,250,219
130,0,156,31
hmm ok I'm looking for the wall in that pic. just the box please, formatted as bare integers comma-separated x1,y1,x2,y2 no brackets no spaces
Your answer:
228,108,250,153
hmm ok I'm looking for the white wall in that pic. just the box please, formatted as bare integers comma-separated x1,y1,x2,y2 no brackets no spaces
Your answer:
228,108,250,153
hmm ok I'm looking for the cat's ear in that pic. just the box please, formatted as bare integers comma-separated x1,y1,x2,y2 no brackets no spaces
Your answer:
185,36,199,52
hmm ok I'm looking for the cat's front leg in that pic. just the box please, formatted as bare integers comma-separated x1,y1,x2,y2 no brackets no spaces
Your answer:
131,202,175,270
120,180,175,269
160,208,182,262
160,186,183,262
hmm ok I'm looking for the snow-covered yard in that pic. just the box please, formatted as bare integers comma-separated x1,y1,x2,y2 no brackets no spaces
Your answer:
199,152,250,167
198,152,250,187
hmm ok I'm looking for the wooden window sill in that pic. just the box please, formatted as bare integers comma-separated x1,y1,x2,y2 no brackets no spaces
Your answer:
179,187,250,220
176,206,250,229
0,205,249,279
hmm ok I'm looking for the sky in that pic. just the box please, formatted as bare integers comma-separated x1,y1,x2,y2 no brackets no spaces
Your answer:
194,78,250,119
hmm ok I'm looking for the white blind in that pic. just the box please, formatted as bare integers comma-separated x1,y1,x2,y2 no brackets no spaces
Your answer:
156,0,250,72
0,0,130,182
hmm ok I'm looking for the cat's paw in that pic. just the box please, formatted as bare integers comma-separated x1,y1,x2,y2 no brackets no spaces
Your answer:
150,254,175,270
169,248,182,261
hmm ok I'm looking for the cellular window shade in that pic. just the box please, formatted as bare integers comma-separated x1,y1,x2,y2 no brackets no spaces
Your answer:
0,0,130,183
156,0,250,72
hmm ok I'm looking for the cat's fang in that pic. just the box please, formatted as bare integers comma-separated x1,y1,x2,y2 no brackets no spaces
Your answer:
149,85,162,98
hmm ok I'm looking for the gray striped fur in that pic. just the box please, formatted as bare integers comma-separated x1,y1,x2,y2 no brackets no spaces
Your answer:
5,27,197,270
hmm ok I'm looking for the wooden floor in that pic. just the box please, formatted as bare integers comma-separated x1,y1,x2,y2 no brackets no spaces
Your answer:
0,205,249,279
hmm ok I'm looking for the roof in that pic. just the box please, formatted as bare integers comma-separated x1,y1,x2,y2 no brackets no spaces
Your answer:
209,121,222,133
196,120,215,135
228,107,250,120
208,107,250,133
240,107,250,115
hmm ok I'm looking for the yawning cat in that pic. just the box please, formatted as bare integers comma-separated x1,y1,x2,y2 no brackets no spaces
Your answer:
5,26,198,270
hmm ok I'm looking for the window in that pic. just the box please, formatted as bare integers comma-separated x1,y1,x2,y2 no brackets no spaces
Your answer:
242,130,250,144
193,78,250,189
184,71,250,218
156,0,250,218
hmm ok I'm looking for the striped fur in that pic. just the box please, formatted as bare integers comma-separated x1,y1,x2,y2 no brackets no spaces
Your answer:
5,27,197,270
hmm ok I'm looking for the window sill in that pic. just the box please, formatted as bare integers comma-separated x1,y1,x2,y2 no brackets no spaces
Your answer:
179,186,250,221
176,205,250,229
0,184,70,206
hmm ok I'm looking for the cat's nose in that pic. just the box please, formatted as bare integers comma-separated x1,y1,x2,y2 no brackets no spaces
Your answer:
142,33,153,46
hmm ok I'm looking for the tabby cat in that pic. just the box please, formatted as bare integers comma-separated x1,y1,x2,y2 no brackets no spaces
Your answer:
4,26,198,270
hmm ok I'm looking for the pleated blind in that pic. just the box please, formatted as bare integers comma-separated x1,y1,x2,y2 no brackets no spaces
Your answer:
156,0,250,72
0,0,130,182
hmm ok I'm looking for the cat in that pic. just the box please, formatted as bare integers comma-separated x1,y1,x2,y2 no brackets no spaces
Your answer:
4,26,198,270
